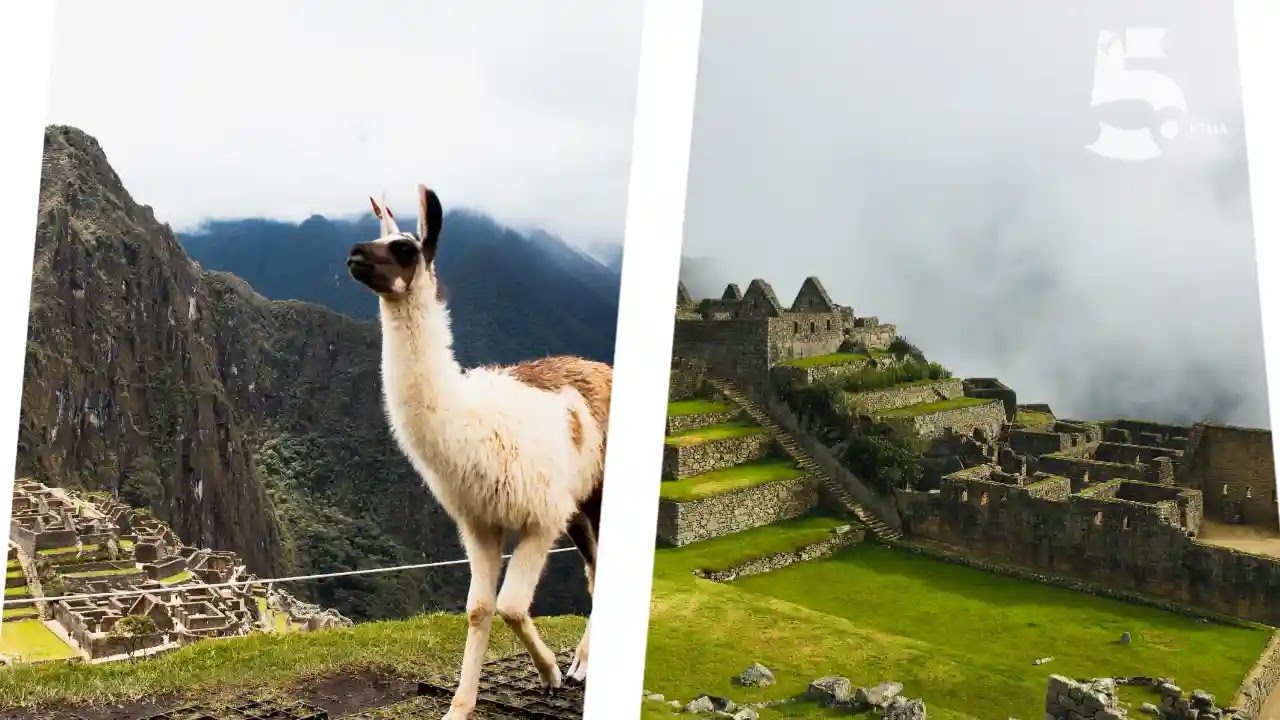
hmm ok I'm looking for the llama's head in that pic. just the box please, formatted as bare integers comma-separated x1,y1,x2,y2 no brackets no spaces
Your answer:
347,185,444,298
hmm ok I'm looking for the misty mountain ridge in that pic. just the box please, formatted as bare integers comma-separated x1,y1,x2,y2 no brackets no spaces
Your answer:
180,210,621,368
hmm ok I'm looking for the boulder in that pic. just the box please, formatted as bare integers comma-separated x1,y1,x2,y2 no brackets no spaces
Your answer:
807,676,854,706
1120,632,1132,645
738,662,776,688
857,681,904,708
884,696,927,720
732,710,759,720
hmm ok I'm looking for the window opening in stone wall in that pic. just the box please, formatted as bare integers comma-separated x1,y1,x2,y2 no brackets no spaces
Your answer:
810,321,816,333
1122,516,1130,530
1093,512,1102,526
1223,484,1229,496
826,319,831,331
793,321,799,333
960,489,968,502
1246,487,1253,498
979,492,989,506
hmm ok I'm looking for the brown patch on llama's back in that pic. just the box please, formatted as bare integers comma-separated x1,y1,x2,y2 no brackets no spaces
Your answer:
568,408,584,450
505,356,612,435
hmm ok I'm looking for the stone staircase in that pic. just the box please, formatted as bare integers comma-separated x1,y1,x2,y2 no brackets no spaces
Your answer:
706,376,903,541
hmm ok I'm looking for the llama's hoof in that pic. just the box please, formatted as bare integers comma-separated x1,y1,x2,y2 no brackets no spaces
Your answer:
441,708,472,720
565,654,588,684
538,662,564,694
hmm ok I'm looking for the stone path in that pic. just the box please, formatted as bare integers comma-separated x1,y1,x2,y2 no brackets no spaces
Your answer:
706,376,902,541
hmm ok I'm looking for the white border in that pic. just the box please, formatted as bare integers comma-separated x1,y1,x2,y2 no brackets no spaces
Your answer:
0,1,56,623
585,1,702,715
1237,0,1280,525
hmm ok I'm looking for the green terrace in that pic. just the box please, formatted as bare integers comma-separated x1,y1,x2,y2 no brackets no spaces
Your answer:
874,396,992,419
642,528,1272,719
60,567,143,579
5,586,32,598
159,569,194,585
665,420,768,447
2,606,40,621
1014,409,1055,428
659,458,804,503
0,620,79,664
667,399,735,417
777,351,888,368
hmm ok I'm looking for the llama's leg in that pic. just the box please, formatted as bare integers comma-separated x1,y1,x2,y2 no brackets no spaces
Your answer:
445,523,503,720
495,529,562,691
565,562,593,683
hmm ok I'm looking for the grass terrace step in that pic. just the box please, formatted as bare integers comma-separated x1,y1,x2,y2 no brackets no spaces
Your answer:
875,396,992,419
159,569,194,585
777,351,886,368
664,420,767,447
61,567,143,579
667,399,735,417
659,458,805,502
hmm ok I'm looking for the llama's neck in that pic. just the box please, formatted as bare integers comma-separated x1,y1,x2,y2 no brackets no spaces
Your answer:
378,285,463,415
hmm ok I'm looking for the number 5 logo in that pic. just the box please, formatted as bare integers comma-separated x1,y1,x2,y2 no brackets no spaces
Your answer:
1085,28,1187,161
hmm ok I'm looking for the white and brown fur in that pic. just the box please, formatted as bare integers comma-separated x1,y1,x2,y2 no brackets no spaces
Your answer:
347,186,608,720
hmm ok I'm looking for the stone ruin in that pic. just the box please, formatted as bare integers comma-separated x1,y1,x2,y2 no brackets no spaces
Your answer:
5,478,352,661
1046,675,1252,720
266,586,354,631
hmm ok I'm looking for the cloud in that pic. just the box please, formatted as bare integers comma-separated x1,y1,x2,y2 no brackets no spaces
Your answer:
45,0,642,244
682,0,1269,427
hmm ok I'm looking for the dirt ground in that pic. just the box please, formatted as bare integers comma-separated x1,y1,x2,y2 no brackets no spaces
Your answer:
1196,520,1280,559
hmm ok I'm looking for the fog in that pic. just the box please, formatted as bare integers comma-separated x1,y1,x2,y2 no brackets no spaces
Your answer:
682,0,1269,427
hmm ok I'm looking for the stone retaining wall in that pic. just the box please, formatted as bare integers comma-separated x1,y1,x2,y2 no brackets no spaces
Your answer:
666,409,741,435
1234,629,1280,717
697,524,866,581
656,477,820,546
885,398,1005,442
661,433,773,480
841,379,963,414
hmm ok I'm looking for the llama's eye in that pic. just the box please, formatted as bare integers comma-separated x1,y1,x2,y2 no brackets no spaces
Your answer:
388,239,420,266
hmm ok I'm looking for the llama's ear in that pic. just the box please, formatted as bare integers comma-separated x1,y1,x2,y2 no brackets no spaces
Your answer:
417,184,443,253
375,193,401,236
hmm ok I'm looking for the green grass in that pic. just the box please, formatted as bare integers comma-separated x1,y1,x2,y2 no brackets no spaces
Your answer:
159,570,193,585
657,516,851,577
6,558,21,570
6,570,25,580
0,613,585,707
2,606,40,621
4,586,31,598
643,542,1270,719
667,399,735,417
777,353,868,368
659,458,804,502
0,620,79,663
61,567,142,579
665,420,767,447
876,397,993,419
37,545,100,557
1015,410,1055,428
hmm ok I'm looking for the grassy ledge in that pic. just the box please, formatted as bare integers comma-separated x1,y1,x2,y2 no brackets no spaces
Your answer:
665,420,767,447
777,352,868,368
667,399,735,418
1015,409,1055,428
876,397,993,419
659,458,804,502
0,613,586,708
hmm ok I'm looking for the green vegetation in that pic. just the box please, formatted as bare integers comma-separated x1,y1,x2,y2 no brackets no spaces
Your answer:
2,606,40,621
5,586,31,598
778,352,869,368
667,399,735,417
6,570,25,580
659,459,803,502
61,567,142,579
887,336,926,362
665,420,767,447
158,570,193,585
38,545,100,557
0,620,79,663
643,541,1270,719
840,422,925,493
0,613,585,707
876,397,992,419
1015,409,1055,428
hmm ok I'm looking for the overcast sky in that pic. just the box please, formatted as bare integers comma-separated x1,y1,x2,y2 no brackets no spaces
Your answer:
46,0,642,245
681,0,1269,428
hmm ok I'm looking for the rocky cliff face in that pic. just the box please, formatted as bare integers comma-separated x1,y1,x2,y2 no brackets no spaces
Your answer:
16,126,589,619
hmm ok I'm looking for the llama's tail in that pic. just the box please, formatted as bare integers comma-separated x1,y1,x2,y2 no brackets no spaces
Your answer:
566,483,602,568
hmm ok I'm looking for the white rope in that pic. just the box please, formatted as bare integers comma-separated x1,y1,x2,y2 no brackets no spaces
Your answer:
2,547,580,606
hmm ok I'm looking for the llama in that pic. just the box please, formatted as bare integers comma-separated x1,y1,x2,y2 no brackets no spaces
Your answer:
347,186,609,719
